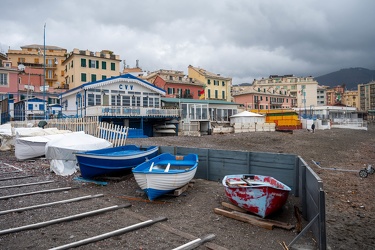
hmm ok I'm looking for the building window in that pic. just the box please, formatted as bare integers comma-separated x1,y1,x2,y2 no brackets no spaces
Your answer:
122,96,130,106
143,96,148,107
266,97,268,101
167,88,174,94
102,75,107,80
215,90,218,98
111,63,116,71
47,70,53,79
222,81,225,86
81,73,86,82
102,61,106,70
222,91,225,99
207,79,211,85
72,75,74,83
81,58,86,67
208,89,211,98
88,93,95,106
169,76,173,80
91,74,97,82
89,60,96,68
71,61,73,68
34,58,39,64
0,73,8,85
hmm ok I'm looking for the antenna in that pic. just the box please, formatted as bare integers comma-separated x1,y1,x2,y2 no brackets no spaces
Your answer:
18,64,25,71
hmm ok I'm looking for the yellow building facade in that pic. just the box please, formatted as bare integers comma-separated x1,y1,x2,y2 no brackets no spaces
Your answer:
342,90,359,109
7,44,67,89
62,49,121,89
188,65,232,102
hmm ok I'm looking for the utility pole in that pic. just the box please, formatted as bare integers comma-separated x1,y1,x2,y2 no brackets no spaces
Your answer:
43,23,46,120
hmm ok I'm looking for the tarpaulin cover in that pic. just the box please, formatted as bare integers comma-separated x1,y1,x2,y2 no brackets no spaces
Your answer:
45,132,113,176
15,132,72,160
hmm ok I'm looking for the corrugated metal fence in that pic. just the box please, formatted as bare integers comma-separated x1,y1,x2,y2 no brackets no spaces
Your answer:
159,146,326,250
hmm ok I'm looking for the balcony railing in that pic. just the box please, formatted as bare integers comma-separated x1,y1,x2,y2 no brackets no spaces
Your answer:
84,106,179,117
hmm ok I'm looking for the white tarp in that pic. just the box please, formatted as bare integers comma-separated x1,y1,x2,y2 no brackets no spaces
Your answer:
0,124,71,152
0,123,13,151
45,132,113,176
230,111,265,124
15,132,72,161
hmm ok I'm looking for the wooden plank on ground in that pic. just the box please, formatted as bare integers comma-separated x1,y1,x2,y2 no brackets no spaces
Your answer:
221,202,247,213
220,202,295,230
214,208,274,230
214,208,295,230
173,183,190,196
170,180,195,197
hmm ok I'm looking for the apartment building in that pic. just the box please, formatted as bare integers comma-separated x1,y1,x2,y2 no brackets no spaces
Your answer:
62,49,121,89
143,69,205,99
316,85,327,106
359,81,375,111
252,75,318,109
7,44,67,89
342,90,359,109
326,85,345,105
187,65,232,102
232,85,297,110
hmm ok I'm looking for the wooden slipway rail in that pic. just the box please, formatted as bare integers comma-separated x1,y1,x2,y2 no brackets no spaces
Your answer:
0,169,217,249
49,217,168,250
0,204,131,236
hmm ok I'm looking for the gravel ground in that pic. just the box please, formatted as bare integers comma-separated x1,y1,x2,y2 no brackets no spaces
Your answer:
1,125,374,249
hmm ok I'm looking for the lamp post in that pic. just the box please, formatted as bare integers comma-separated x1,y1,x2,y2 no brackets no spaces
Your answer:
43,23,46,120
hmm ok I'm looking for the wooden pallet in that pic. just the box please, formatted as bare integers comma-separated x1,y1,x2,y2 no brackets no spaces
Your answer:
214,202,295,230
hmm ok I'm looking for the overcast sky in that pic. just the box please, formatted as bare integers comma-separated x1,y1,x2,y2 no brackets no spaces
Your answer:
1,0,375,85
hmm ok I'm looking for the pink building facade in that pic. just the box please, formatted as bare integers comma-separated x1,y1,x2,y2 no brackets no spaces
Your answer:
233,91,297,111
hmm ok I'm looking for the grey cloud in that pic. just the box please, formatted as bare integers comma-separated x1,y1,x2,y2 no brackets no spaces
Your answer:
1,0,375,85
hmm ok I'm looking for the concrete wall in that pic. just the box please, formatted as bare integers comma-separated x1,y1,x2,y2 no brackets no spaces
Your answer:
158,146,326,248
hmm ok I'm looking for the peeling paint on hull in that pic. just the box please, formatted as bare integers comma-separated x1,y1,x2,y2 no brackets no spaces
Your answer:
222,174,291,218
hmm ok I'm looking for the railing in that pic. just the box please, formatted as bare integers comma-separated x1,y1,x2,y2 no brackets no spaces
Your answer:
85,106,179,117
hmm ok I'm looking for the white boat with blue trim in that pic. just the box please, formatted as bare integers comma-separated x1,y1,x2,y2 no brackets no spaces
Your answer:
132,153,198,201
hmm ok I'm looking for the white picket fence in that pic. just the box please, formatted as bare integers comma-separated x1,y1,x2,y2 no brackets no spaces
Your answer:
10,117,129,147
46,117,99,135
96,122,129,147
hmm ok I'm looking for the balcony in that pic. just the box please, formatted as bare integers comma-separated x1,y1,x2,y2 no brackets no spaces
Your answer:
84,106,179,118
270,101,284,104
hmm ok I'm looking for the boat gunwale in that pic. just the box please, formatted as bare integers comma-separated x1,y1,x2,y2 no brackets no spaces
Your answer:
222,174,291,191
75,146,159,160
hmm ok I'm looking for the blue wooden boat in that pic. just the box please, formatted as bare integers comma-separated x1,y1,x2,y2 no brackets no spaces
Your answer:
75,145,159,179
132,153,198,201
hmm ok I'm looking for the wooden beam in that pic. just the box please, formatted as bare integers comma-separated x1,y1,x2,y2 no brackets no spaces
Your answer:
214,208,295,230
220,202,295,230
221,202,248,213
214,208,274,230
173,183,190,196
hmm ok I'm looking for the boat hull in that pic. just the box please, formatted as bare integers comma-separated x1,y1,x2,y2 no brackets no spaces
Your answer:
132,153,198,201
75,145,158,179
222,174,291,218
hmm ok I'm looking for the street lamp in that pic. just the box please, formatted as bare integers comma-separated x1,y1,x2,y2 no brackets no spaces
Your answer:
43,23,46,120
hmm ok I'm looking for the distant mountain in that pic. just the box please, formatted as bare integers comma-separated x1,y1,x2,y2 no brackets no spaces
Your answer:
315,67,375,90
